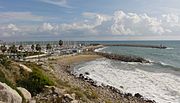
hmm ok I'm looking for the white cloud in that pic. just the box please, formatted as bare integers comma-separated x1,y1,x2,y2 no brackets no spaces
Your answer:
39,23,54,31
2,10,180,40
39,0,71,8
110,11,172,35
0,24,21,37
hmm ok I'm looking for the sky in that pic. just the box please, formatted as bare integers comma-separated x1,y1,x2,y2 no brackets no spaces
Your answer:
1,0,180,41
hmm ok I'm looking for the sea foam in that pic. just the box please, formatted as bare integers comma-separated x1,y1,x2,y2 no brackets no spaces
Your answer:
73,59,180,103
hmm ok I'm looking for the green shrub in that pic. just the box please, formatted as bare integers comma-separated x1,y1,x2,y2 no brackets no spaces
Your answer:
17,63,54,96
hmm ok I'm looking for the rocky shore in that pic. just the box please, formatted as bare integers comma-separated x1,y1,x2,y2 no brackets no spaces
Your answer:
47,54,155,103
0,53,155,103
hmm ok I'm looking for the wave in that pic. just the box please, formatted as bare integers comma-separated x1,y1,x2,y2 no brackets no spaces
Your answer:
166,47,174,50
73,59,180,103
94,47,107,52
147,60,180,71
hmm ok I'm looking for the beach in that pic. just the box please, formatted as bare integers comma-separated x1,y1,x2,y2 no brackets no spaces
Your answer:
46,53,154,103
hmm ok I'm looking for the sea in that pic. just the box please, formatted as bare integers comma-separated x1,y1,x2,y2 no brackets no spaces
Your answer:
73,41,180,103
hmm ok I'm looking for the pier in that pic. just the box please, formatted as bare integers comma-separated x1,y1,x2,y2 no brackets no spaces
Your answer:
102,44,167,49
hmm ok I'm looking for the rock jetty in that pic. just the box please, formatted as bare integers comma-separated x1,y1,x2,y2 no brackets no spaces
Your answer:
96,52,150,63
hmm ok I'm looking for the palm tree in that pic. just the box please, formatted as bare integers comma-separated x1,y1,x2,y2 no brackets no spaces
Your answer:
19,45,24,51
18,44,24,59
31,44,35,52
59,40,63,47
0,45,7,55
46,43,52,54
8,45,17,59
35,44,41,61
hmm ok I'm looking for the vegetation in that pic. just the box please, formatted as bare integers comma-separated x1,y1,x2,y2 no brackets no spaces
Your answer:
18,44,24,51
31,44,35,52
46,43,52,54
35,44,41,61
0,45,7,54
8,44,17,54
35,44,41,52
59,40,63,47
17,62,54,96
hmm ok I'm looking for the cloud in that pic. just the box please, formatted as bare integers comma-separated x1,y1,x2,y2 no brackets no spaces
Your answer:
0,24,21,37
39,0,71,8
1,10,180,40
0,12,43,22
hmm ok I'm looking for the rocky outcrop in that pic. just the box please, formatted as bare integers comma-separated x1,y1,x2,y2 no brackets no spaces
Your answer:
33,86,79,103
0,82,22,103
17,87,31,102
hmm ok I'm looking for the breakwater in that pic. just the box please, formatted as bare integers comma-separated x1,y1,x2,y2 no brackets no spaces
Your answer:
102,44,167,49
95,52,150,63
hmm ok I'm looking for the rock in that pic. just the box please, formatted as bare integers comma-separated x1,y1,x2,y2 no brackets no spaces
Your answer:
63,94,74,101
85,72,90,75
0,82,22,103
134,93,143,98
124,93,132,98
71,100,79,103
17,87,31,101
19,63,32,72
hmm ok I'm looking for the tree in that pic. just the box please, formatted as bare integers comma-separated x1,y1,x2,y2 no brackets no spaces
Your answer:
35,44,41,61
59,40,63,47
8,45,17,59
31,44,35,52
46,43,52,54
0,45,7,54
9,45,17,54
18,45,24,59
19,45,24,51
36,44,41,52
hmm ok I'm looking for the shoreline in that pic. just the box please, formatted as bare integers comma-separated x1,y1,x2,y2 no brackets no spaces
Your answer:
48,53,155,103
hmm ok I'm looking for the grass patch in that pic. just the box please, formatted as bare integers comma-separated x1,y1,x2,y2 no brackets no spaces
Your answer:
17,62,54,96
84,89,99,100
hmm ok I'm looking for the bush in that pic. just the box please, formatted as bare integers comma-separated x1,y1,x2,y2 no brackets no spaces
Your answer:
17,63,54,96
0,55,11,68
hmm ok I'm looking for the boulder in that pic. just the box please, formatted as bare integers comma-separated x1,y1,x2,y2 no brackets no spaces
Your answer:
85,72,90,75
134,93,143,98
0,82,22,103
17,87,31,101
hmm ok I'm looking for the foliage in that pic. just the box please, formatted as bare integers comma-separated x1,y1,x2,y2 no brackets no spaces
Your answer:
0,45,7,53
8,44,17,53
0,55,11,69
59,40,63,46
17,62,54,96
31,44,35,51
46,43,52,50
18,45,24,51
35,44,41,52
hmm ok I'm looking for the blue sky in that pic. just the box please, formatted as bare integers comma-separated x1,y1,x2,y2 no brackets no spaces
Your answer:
1,0,180,41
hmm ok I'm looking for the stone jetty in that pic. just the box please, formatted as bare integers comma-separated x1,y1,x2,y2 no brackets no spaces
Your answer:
95,52,150,63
